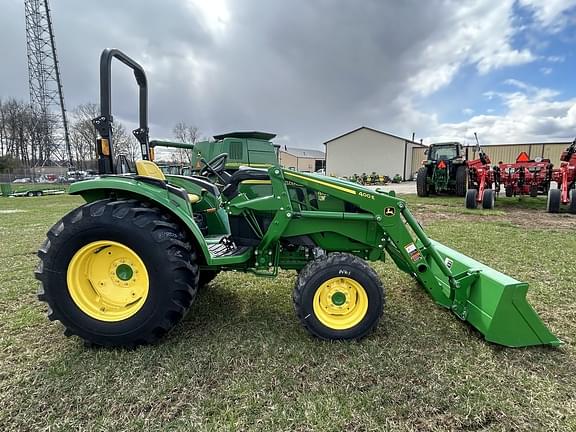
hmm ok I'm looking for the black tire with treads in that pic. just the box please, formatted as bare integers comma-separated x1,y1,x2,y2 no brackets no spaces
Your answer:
482,189,495,209
292,253,384,340
35,198,199,347
416,167,429,197
465,189,478,209
569,189,576,214
547,189,561,213
455,165,468,197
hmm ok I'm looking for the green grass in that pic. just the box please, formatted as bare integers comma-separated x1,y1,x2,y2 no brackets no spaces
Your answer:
1,194,575,431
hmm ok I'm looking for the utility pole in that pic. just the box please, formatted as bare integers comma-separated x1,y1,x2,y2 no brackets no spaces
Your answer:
24,0,72,167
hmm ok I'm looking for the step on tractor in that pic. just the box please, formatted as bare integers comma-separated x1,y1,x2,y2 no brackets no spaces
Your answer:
499,152,553,199
35,49,560,349
547,140,576,213
416,142,468,198
465,142,500,210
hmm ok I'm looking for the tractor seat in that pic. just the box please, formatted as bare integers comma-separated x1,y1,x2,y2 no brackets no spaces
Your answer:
222,167,270,199
135,162,219,201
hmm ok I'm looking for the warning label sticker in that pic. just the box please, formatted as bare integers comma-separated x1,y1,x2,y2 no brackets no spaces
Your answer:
404,243,422,262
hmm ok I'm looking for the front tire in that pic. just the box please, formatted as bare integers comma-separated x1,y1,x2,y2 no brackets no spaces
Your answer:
482,189,495,209
569,189,576,214
36,199,199,347
292,253,384,340
465,189,478,209
547,189,561,213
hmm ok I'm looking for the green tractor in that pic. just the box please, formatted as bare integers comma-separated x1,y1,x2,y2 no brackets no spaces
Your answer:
35,49,559,348
417,142,468,197
150,132,279,175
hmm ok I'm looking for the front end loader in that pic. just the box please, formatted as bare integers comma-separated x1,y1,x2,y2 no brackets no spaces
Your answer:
35,49,560,348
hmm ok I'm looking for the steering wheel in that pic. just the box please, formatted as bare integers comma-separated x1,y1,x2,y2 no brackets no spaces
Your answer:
199,153,229,184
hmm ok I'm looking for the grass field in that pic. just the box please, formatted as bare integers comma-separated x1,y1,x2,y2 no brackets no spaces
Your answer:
1,193,575,431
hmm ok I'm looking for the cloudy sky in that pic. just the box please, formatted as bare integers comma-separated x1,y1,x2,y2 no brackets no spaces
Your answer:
3,0,576,148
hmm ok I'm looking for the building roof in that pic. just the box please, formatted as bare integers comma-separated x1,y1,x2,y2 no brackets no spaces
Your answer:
280,146,325,159
464,141,571,147
213,131,276,141
323,126,424,146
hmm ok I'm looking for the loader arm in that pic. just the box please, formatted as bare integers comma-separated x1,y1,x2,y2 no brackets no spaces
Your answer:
226,168,560,347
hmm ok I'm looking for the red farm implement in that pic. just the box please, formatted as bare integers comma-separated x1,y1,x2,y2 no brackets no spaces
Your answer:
498,152,553,199
465,134,500,209
547,140,576,213
465,153,499,209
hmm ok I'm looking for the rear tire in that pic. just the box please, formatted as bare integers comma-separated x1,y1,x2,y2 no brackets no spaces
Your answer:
36,198,199,347
455,166,468,197
465,189,478,209
547,189,561,213
293,253,384,340
482,189,495,209
530,186,538,198
569,189,576,214
416,167,429,197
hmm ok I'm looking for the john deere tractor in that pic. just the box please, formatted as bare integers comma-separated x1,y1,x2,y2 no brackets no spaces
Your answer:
417,142,468,197
150,132,279,176
35,49,559,348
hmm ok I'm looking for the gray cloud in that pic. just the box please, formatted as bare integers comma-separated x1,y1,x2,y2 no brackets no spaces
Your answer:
1,0,574,149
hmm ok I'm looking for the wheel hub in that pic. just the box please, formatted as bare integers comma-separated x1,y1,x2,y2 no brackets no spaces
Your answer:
313,277,368,330
67,241,149,321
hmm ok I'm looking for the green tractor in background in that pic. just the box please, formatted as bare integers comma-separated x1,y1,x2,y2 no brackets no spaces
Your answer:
416,142,468,197
150,131,279,176
35,49,559,349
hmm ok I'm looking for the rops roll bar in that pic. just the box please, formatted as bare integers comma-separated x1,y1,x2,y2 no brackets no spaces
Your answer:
93,49,150,174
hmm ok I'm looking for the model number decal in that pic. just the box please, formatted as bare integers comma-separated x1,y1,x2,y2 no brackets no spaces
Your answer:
358,191,375,200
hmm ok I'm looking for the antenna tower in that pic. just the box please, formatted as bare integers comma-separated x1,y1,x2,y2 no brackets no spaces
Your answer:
24,0,72,166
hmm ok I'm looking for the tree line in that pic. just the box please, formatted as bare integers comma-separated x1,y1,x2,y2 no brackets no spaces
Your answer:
0,98,200,172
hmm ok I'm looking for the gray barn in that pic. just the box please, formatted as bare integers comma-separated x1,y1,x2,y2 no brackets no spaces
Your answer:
324,127,424,179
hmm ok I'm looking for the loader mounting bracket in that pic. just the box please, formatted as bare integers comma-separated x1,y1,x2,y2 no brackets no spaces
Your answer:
450,270,480,320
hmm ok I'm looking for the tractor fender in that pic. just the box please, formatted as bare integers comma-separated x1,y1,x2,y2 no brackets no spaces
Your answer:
69,177,211,263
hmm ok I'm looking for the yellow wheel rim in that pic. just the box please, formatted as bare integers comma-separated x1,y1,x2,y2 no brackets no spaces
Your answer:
312,277,369,330
66,240,149,322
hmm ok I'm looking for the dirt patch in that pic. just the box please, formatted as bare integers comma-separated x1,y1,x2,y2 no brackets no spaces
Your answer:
411,204,576,230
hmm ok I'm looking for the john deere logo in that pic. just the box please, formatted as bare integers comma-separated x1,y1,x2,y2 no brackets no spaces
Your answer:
384,207,395,216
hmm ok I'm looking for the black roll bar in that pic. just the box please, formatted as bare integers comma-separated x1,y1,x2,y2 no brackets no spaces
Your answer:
93,49,150,174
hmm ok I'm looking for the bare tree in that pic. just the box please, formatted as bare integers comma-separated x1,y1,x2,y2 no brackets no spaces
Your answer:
172,121,201,164
113,123,141,164
69,103,99,169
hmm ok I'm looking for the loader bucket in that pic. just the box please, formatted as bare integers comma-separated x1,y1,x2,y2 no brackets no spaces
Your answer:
423,239,561,347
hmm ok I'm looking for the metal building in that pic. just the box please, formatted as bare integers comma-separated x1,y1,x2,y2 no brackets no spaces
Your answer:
324,127,424,179
278,147,326,172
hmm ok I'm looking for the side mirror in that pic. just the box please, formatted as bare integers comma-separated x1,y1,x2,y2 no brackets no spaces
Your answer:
424,149,428,155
